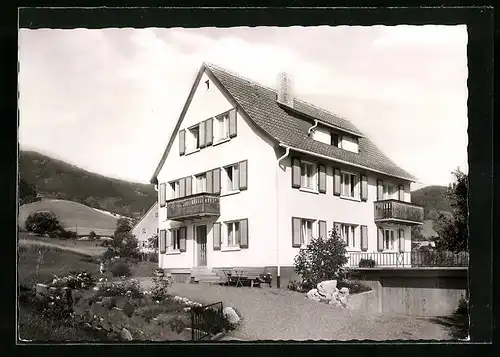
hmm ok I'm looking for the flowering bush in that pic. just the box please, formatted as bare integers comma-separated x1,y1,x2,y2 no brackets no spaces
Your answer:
49,271,95,290
95,279,143,299
32,291,74,322
149,276,172,301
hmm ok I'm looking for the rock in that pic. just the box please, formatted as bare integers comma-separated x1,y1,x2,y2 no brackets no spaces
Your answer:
306,288,322,301
223,307,240,325
317,280,338,300
120,327,133,341
35,283,49,298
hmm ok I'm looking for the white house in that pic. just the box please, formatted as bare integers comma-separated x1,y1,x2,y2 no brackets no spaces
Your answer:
150,63,424,287
130,202,158,253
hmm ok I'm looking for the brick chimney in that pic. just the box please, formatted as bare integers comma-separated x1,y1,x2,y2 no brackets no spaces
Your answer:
276,72,294,108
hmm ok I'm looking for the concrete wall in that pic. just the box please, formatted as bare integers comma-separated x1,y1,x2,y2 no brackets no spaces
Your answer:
350,267,468,316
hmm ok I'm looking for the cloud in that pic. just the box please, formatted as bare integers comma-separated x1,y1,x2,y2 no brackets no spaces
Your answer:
372,24,467,48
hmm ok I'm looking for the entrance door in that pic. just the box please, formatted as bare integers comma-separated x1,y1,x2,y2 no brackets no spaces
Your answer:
196,225,207,267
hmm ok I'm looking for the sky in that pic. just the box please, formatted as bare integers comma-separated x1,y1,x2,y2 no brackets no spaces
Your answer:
18,25,468,189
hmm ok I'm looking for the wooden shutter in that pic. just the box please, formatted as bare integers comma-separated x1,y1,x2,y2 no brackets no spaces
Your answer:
159,229,166,254
213,223,221,251
292,158,301,188
179,129,185,155
205,118,213,146
377,227,384,252
318,165,326,193
377,180,383,200
240,219,248,249
185,176,192,196
319,220,327,239
179,178,186,197
212,168,221,194
361,225,368,252
229,109,237,138
333,222,342,238
239,160,248,190
398,229,405,252
159,183,166,207
398,184,405,201
206,170,214,194
361,175,368,201
179,227,187,252
199,121,206,148
333,169,341,196
292,217,302,247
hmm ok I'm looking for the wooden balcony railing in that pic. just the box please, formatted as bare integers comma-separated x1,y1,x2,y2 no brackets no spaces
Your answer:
374,199,424,225
166,193,220,220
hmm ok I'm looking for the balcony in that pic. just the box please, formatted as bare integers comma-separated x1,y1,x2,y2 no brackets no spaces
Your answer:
166,193,220,221
374,199,424,225
347,251,469,268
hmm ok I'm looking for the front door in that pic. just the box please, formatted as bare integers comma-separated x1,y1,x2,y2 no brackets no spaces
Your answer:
196,225,207,267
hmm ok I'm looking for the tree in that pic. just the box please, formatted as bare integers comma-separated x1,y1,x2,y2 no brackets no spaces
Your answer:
25,211,63,236
147,234,159,251
19,177,37,205
88,231,98,241
434,168,468,252
293,229,349,291
109,218,139,258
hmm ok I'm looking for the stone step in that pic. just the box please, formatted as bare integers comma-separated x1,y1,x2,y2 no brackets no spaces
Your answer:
194,275,221,282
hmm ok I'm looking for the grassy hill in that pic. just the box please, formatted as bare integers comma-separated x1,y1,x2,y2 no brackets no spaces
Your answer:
18,199,119,236
411,185,453,220
19,150,156,219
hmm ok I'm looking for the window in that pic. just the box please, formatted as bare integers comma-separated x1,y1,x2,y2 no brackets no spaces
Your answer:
331,132,342,148
383,182,396,200
169,228,181,251
142,228,147,234
188,125,200,151
195,173,207,194
170,180,180,199
341,224,358,249
224,164,239,192
226,221,241,247
341,171,360,198
301,219,314,246
383,228,397,250
300,161,317,190
154,211,158,218
215,113,229,142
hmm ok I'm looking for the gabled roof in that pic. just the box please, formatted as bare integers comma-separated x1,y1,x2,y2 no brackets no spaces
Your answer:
151,62,418,183
130,202,158,233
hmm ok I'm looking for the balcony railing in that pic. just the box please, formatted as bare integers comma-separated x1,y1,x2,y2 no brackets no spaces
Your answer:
374,199,424,225
166,193,220,221
347,251,469,268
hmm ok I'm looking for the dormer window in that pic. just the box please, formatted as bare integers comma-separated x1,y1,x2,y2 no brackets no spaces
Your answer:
330,132,342,148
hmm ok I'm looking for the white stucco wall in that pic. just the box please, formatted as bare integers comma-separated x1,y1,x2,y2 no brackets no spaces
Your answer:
156,70,278,270
131,203,158,252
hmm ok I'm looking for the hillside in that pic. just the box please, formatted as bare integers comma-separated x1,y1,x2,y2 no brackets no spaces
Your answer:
18,199,119,236
19,150,156,219
411,185,453,220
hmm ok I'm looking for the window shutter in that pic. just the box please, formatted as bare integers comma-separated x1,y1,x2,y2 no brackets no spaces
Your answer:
213,223,221,251
361,225,368,252
199,121,206,148
205,118,213,146
333,222,342,238
292,158,301,188
159,229,166,254
318,165,326,193
178,227,186,252
319,220,327,239
377,227,384,252
159,183,166,207
206,170,214,194
179,178,186,197
229,109,237,138
240,219,248,248
185,176,192,196
212,168,221,194
292,217,302,247
398,229,405,252
361,175,368,201
238,160,248,190
398,184,405,201
377,180,383,200
179,129,185,156
333,169,341,196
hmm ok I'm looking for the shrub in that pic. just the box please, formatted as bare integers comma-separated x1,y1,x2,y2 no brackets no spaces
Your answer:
456,295,469,316
149,276,172,301
358,258,376,268
287,280,303,292
50,271,95,290
95,279,143,299
337,280,372,294
110,261,132,277
293,229,349,289
25,211,63,236
88,231,98,241
134,305,165,323
103,247,118,261
123,301,136,317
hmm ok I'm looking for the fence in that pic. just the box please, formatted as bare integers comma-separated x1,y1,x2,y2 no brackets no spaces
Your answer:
348,250,469,268
190,302,224,341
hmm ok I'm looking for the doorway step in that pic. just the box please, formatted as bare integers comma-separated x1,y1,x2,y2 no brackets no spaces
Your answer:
190,267,221,284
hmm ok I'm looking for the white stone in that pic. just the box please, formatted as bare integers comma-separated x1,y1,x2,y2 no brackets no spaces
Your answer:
120,328,133,341
223,307,240,325
317,280,338,300
306,288,322,301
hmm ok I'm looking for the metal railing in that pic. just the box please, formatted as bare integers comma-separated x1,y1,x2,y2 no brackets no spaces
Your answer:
348,250,469,268
190,301,224,341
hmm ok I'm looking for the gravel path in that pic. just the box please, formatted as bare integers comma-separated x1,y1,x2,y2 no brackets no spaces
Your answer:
139,280,452,341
